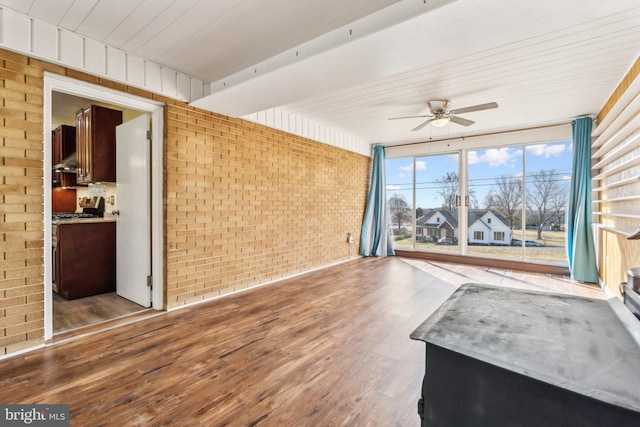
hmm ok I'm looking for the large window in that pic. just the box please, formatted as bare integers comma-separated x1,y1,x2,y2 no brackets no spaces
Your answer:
385,157,414,250
523,143,571,263
386,154,460,253
386,140,572,266
415,154,459,253
467,146,523,259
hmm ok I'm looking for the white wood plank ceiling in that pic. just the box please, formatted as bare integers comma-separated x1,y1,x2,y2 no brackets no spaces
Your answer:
1,0,402,82
1,0,639,149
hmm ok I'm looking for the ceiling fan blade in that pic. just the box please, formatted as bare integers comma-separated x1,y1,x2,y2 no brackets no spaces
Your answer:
450,102,498,115
412,119,433,131
388,115,430,120
449,116,475,126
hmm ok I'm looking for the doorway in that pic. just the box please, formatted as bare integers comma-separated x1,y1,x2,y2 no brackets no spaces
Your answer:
43,74,164,339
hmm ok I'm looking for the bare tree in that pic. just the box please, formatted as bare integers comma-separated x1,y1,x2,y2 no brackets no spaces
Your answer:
435,171,477,212
435,172,458,212
484,175,522,229
388,193,411,230
526,169,568,239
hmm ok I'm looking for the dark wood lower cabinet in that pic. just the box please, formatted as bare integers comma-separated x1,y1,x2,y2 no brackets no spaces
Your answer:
55,221,116,300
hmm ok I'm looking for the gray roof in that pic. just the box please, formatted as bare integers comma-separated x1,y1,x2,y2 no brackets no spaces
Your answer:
416,209,509,229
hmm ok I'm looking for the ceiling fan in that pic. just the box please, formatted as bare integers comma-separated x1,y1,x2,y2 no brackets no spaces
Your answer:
389,100,498,131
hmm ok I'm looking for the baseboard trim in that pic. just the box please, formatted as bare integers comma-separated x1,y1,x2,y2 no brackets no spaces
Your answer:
168,256,363,312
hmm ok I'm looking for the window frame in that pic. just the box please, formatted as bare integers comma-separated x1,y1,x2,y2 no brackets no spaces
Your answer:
384,125,572,267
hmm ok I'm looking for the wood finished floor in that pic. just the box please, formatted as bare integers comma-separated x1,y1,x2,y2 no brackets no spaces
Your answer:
1,257,604,426
53,291,149,334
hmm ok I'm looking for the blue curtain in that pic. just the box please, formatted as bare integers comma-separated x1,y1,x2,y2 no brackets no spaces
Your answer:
566,117,598,283
360,145,394,257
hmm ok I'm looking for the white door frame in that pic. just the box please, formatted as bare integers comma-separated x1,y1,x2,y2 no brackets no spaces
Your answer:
43,73,165,340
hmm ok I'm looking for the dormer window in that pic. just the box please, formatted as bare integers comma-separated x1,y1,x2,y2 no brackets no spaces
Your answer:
488,218,492,224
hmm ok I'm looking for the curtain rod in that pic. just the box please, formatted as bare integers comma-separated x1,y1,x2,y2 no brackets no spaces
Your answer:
381,119,582,149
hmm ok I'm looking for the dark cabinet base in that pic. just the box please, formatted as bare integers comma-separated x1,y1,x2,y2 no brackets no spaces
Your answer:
55,221,116,300
411,284,640,427
419,344,640,427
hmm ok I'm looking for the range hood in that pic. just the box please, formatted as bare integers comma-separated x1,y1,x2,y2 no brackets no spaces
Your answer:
54,152,76,173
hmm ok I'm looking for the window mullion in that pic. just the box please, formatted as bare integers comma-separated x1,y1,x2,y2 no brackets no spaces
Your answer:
412,156,417,250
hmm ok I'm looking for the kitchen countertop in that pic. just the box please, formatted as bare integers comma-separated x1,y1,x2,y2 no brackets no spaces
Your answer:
52,217,117,225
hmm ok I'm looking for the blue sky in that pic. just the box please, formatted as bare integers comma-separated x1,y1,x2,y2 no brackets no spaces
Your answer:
386,141,572,209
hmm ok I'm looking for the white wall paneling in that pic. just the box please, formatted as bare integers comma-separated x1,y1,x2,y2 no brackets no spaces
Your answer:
0,7,29,51
0,6,206,103
177,73,191,101
190,77,204,101
144,61,162,93
592,73,640,237
274,109,282,129
266,109,275,127
161,67,177,98
31,19,57,60
243,107,371,156
127,54,146,87
58,30,83,67
84,38,105,74
106,46,127,81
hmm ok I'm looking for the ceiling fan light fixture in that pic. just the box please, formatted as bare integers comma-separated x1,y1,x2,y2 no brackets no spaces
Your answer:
430,117,449,127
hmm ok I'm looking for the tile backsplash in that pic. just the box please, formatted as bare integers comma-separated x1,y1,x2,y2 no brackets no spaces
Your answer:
75,182,117,214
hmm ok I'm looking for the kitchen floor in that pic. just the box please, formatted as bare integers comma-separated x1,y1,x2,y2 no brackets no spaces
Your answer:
53,291,149,335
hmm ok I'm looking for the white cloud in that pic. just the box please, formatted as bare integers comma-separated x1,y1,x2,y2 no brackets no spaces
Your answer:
400,160,426,172
526,143,567,158
562,175,571,181
468,148,515,167
526,144,545,156
386,185,401,190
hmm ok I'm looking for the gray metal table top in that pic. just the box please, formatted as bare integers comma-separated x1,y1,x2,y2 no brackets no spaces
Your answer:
410,283,640,413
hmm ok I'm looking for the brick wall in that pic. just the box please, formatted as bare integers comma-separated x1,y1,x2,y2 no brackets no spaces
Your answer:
0,50,46,355
0,48,371,355
165,106,370,306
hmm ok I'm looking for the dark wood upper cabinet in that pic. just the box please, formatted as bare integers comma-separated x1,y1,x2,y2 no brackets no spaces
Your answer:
52,124,76,187
75,105,123,184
